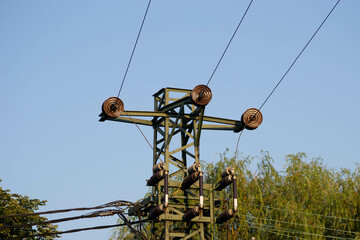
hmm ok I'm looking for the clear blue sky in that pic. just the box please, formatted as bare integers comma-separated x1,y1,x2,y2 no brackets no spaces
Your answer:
1,1,359,239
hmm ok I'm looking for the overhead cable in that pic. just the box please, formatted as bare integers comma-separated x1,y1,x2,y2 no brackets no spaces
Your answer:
124,112,164,163
235,0,341,153
258,0,341,111
117,210,147,240
206,0,255,86
236,212,360,235
0,209,121,230
117,0,152,98
236,221,355,240
9,219,149,240
244,202,360,222
0,200,133,219
236,222,306,239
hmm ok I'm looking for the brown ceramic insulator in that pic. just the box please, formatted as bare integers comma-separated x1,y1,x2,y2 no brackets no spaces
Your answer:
199,172,203,198
147,171,164,186
181,172,199,190
148,204,165,219
101,97,124,118
183,206,200,222
216,209,234,224
187,163,199,175
153,162,166,174
164,171,169,196
214,175,233,191
220,167,234,178
190,85,212,106
241,108,263,130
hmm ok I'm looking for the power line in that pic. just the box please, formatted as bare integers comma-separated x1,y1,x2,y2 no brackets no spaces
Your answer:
9,219,149,240
235,0,341,153
236,222,306,239
206,0,255,86
0,209,121,230
0,200,133,219
235,128,245,154
236,212,360,235
258,0,341,111
244,202,360,222
237,220,356,240
117,0,152,98
117,210,147,240
124,111,164,163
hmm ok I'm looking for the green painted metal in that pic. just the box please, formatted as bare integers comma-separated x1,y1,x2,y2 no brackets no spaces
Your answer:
101,87,242,239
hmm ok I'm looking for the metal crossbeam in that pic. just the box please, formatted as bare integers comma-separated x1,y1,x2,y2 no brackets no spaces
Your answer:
100,87,245,239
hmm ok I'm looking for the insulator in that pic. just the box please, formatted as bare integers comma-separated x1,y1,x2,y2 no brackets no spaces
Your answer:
190,85,212,106
216,209,234,224
153,162,166,173
199,172,204,209
233,175,238,212
220,167,234,178
164,171,169,208
148,204,165,219
181,172,199,190
241,108,263,130
187,163,199,175
147,171,164,186
214,175,233,191
183,206,200,222
101,97,124,118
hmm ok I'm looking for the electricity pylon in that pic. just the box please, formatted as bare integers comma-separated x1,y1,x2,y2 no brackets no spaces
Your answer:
99,85,262,240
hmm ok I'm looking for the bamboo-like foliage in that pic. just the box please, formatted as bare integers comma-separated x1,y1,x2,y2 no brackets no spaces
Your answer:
204,150,360,240
111,151,360,239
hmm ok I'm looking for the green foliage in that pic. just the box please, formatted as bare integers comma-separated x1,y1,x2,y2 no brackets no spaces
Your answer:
204,150,360,239
0,179,58,239
110,151,360,239
110,217,151,240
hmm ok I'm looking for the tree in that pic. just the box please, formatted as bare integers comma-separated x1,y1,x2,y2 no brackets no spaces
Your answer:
204,150,360,239
110,151,360,239
0,179,58,239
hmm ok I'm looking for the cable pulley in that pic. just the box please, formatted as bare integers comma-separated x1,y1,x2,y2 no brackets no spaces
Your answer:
191,85,212,106
241,108,263,130
101,97,124,118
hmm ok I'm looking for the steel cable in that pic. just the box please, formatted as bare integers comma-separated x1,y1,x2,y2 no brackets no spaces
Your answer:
236,212,360,235
8,219,150,240
0,209,121,230
124,111,164,163
206,0,255,86
117,0,152,98
258,0,341,111
243,202,360,223
0,200,133,219
235,220,355,240
235,0,341,153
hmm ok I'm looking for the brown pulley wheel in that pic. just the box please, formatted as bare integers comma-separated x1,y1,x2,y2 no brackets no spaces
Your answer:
102,97,124,118
241,108,263,130
191,85,212,106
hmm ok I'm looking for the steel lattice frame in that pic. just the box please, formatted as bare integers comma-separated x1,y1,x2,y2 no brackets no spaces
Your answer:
101,87,246,240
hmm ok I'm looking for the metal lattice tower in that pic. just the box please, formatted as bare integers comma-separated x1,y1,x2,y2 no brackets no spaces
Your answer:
99,86,263,240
